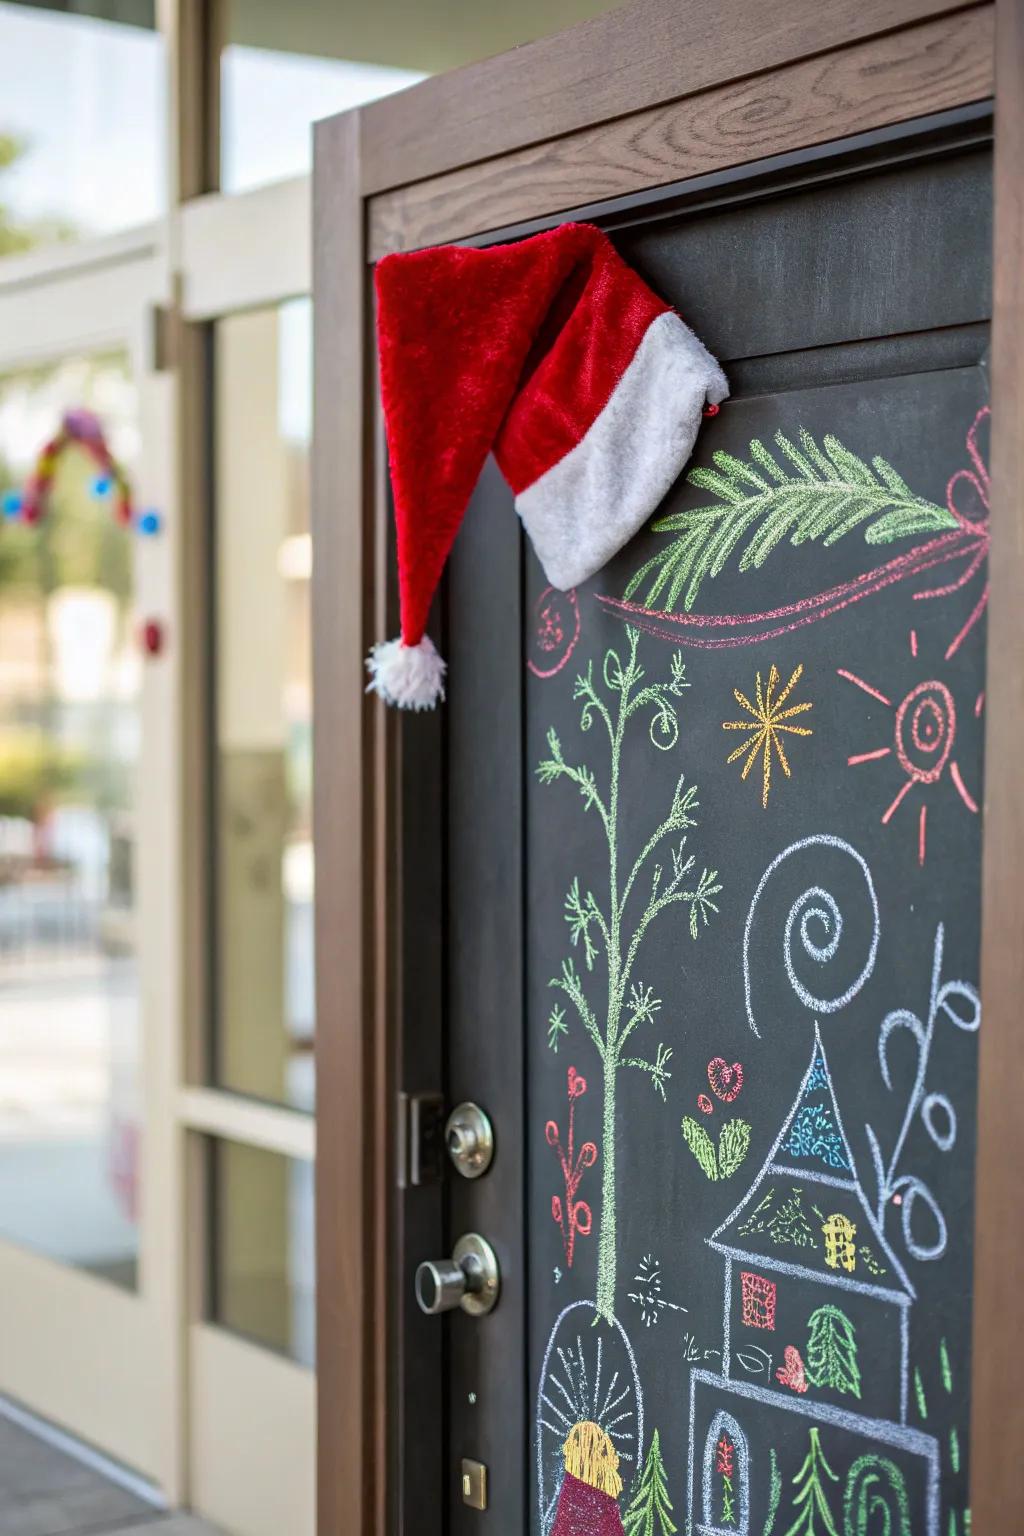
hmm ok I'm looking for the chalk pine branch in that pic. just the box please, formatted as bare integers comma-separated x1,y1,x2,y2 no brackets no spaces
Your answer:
536,626,721,1322
625,428,955,614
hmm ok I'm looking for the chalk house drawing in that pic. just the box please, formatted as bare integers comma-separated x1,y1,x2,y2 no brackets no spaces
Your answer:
686,1027,941,1536
537,1300,644,1535
536,625,721,1322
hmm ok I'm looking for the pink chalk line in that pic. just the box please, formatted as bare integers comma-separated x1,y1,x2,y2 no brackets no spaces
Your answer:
848,747,891,766
949,760,980,815
599,526,986,651
882,777,915,826
837,670,892,708
600,405,991,654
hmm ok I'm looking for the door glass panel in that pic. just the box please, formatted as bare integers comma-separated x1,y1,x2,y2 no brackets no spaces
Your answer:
213,301,313,1111
209,1138,315,1368
0,353,141,1288
0,1,165,253
219,0,623,192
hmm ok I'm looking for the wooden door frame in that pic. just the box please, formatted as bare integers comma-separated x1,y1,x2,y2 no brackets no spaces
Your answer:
310,3,1020,1531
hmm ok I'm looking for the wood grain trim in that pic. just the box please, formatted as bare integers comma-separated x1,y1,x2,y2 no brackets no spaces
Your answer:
970,0,1024,1529
312,108,388,1536
359,0,978,196
369,6,994,259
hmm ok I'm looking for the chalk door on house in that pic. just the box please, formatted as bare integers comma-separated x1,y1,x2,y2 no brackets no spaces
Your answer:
390,126,994,1536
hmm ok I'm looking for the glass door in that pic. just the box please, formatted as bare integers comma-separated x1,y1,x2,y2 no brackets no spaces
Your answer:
0,252,179,1493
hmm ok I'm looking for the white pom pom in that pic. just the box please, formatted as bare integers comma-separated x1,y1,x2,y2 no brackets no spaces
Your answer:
365,634,446,710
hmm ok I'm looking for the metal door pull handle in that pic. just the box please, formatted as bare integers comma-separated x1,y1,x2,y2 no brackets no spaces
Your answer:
415,1233,500,1317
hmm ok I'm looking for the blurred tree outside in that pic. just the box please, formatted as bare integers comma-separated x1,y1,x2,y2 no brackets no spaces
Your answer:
0,132,78,255
0,731,82,822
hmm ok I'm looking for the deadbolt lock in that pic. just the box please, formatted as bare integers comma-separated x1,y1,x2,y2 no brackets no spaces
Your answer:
445,1101,494,1179
415,1233,500,1317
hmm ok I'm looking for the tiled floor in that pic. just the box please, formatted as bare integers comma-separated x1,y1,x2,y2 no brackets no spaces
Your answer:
0,1415,220,1536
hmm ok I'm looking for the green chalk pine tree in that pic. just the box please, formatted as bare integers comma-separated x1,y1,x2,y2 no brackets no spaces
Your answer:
805,1304,862,1399
784,1428,840,1536
624,1429,677,1536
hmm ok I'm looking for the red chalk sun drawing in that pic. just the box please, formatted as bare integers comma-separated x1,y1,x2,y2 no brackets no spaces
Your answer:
838,631,981,866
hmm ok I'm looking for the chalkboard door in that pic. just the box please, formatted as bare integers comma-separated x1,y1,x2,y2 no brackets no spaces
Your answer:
430,123,992,1536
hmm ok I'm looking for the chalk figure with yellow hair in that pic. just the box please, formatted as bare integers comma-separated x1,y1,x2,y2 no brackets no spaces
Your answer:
551,1421,626,1536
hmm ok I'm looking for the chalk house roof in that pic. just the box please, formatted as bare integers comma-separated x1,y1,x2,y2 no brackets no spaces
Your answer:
708,1021,914,1300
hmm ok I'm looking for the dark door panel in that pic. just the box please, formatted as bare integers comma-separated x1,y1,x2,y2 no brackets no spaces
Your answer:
414,122,991,1535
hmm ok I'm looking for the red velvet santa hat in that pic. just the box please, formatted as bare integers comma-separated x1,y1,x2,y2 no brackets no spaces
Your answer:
368,221,727,709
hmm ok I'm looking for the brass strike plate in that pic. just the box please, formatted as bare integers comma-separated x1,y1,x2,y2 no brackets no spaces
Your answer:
461,1458,487,1511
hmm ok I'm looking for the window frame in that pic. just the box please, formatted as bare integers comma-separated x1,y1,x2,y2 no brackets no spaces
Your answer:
0,0,318,1525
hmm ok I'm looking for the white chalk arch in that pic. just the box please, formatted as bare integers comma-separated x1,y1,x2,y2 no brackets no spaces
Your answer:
702,1409,751,1535
535,1300,644,1533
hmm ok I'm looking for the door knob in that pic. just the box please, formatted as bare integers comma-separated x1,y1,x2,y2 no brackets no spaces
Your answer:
415,1233,500,1317
445,1102,494,1179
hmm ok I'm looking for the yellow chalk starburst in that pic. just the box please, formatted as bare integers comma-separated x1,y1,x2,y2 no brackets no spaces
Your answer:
723,663,814,808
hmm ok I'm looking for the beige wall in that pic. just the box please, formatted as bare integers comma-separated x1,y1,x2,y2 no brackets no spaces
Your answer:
229,0,625,73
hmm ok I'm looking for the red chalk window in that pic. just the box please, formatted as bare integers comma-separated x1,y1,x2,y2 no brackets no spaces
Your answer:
740,1271,777,1330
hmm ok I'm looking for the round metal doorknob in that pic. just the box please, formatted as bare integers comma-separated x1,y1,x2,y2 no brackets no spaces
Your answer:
415,1233,500,1318
445,1102,494,1179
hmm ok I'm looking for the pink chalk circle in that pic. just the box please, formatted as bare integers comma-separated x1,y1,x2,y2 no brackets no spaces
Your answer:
527,587,581,678
894,679,955,785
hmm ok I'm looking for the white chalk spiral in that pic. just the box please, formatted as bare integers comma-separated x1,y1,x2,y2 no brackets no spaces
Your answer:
743,834,880,1038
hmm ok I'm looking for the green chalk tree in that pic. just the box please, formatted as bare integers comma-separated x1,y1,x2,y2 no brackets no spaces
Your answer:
624,1428,677,1536
537,625,721,1322
806,1304,862,1400
784,1427,840,1536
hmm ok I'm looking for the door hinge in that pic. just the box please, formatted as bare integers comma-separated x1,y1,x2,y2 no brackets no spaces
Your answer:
397,1091,446,1188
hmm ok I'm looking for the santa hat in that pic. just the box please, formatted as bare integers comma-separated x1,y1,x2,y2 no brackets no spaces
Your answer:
368,221,727,709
